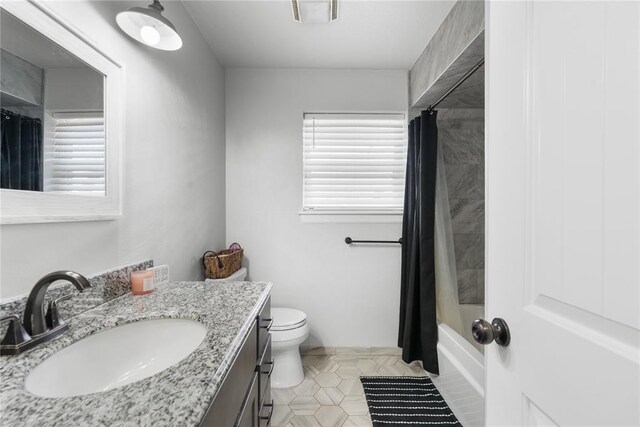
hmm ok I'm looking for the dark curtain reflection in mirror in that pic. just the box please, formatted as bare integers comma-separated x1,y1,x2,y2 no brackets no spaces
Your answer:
1,109,43,191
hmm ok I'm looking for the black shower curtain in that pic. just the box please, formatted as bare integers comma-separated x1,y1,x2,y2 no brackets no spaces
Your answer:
1,110,43,191
398,110,439,375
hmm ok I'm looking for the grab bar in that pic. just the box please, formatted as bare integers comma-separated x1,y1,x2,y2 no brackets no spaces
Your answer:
345,237,402,245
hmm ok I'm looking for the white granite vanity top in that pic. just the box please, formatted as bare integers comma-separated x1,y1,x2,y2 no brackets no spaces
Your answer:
0,281,272,426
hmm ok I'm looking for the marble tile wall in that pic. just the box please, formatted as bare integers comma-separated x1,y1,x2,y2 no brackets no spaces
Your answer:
0,49,43,106
410,0,484,107
439,109,484,304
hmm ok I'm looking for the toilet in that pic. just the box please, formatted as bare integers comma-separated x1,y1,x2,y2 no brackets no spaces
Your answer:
205,267,247,282
207,269,308,388
270,308,309,388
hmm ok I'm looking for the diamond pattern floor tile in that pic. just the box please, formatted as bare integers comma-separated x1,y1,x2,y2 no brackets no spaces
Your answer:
272,350,431,427
302,355,321,366
336,367,361,380
287,415,322,427
273,405,295,426
273,387,298,405
293,379,321,396
304,365,320,379
315,357,339,373
337,379,364,396
342,415,373,426
290,395,321,415
314,387,345,406
334,357,360,367
314,405,348,427
315,372,341,388
372,355,398,366
355,359,379,374
339,396,369,416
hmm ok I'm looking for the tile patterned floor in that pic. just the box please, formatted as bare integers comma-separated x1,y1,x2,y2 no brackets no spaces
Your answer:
272,347,428,427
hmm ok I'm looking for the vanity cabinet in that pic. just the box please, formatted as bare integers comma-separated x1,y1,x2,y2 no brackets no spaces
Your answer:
200,297,273,427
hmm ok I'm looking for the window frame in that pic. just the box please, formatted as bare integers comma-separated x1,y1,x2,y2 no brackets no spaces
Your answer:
299,111,407,223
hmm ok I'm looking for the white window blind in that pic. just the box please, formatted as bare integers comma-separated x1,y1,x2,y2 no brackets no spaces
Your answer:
302,113,407,213
43,111,105,196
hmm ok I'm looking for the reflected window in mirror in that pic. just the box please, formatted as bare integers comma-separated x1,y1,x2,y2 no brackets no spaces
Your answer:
0,9,105,196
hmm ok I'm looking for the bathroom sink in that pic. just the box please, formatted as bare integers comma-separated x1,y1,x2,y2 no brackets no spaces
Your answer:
25,318,207,398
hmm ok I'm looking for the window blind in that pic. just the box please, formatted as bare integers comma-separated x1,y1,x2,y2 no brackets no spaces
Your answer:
43,111,105,195
302,113,407,212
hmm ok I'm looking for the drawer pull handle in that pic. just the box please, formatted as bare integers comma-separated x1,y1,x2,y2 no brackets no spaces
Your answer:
260,401,274,425
234,374,258,427
261,317,273,330
258,334,272,367
260,361,274,377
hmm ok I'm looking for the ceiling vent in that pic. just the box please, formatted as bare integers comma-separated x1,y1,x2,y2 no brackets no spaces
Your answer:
292,0,338,24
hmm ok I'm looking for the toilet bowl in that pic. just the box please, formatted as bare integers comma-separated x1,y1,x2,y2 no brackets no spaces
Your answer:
270,308,309,388
205,267,247,282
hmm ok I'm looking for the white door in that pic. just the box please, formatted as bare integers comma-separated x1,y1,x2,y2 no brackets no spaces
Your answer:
485,1,640,426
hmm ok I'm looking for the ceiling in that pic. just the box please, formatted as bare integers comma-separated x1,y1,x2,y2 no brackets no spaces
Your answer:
183,0,456,69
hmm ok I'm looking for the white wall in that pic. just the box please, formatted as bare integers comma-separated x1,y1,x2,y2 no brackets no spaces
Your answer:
0,1,226,299
226,69,407,347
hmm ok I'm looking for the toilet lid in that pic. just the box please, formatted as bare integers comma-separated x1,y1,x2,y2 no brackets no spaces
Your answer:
271,308,307,331
206,267,247,283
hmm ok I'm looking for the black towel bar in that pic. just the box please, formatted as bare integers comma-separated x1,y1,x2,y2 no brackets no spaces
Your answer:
345,237,403,245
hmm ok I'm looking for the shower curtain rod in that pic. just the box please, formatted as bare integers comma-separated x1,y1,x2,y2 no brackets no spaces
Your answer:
427,57,485,111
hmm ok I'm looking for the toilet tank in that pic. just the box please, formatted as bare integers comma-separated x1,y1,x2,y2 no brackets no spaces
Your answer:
206,267,247,283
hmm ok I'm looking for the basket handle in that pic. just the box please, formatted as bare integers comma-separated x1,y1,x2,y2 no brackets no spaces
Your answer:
202,251,224,269
229,242,242,251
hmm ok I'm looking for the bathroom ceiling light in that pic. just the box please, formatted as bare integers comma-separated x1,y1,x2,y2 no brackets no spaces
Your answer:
292,0,338,24
116,0,182,51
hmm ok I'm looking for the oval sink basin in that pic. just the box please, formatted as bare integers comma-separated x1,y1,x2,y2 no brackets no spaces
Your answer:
25,318,207,398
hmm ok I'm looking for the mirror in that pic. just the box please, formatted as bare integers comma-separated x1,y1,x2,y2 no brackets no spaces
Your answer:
1,9,105,196
0,2,122,224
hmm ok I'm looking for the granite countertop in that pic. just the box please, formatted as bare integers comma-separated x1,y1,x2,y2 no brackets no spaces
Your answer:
0,280,272,426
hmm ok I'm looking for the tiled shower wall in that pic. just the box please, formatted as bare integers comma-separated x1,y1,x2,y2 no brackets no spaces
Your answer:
439,109,485,304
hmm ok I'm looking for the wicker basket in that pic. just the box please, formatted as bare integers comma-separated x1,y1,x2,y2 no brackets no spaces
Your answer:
202,245,244,279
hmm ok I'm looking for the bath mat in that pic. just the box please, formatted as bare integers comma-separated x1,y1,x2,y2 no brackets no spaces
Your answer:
360,376,462,426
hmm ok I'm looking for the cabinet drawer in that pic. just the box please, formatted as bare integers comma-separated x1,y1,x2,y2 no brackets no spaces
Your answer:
257,297,271,358
258,337,272,403
199,324,258,427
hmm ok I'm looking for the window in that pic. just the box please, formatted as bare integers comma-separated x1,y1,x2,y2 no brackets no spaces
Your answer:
302,113,407,215
43,111,105,195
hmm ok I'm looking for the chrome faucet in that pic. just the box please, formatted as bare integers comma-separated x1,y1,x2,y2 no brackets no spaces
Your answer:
1,271,91,356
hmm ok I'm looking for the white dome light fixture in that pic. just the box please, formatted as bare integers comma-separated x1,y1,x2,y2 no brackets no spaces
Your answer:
116,0,182,51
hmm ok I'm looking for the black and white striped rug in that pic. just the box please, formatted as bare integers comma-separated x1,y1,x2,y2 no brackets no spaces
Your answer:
360,376,462,426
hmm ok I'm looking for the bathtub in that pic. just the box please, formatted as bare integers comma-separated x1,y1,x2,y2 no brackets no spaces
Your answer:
431,305,486,426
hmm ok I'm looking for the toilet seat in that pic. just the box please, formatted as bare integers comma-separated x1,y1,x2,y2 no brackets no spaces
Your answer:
271,308,307,331
271,323,309,343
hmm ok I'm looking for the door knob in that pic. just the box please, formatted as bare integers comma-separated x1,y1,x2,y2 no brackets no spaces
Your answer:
471,318,510,346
